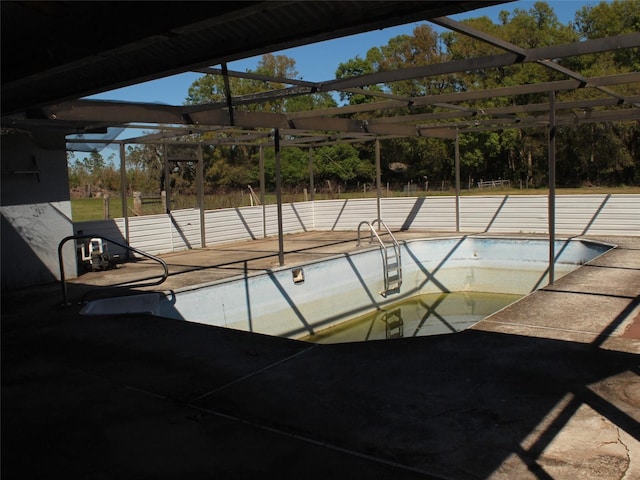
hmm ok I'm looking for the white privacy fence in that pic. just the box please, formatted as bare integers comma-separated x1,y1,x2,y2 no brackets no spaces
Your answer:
74,194,640,257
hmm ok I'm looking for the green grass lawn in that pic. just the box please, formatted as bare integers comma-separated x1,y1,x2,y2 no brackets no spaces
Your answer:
71,197,132,222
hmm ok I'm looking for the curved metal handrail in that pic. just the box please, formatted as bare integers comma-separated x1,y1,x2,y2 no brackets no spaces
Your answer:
357,219,402,295
357,219,399,249
357,220,385,248
58,234,169,306
371,218,400,248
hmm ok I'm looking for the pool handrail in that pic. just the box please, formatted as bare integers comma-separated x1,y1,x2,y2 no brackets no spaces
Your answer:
58,234,169,306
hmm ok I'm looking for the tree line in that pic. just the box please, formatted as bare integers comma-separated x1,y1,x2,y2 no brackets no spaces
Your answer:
69,1,640,198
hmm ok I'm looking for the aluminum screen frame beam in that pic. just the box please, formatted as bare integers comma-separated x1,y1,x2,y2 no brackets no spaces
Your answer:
318,33,640,92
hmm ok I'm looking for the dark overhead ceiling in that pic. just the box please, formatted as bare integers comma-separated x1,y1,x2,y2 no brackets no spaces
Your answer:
1,1,507,116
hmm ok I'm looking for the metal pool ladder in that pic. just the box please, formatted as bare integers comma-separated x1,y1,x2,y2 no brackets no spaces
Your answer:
357,219,402,296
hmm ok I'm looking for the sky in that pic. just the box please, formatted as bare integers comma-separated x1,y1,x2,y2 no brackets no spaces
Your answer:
79,0,602,154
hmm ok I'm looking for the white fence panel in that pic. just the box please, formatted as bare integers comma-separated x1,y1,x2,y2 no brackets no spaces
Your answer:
128,214,173,255
381,197,457,231
460,196,511,232
457,194,640,235
486,195,549,233
554,195,608,235
263,202,314,236
288,201,314,232
204,206,264,244
313,197,457,232
461,195,549,234
73,194,639,258
169,209,202,251
203,202,313,245
313,198,379,230
583,194,640,235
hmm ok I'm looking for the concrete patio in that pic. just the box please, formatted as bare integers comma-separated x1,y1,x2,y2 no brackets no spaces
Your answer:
2,232,639,479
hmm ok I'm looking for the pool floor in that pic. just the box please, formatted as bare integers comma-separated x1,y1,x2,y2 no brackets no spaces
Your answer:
300,291,523,343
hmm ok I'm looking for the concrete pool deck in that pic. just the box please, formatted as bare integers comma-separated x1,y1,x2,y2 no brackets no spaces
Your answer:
2,232,639,479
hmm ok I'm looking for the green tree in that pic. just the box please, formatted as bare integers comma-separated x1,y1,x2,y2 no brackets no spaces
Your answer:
380,25,451,98
68,150,121,193
67,152,90,190
187,53,337,192
315,144,375,186
440,2,588,186
187,53,336,113
573,0,640,75
336,24,451,104
335,49,385,104
562,0,640,185
206,145,256,190
126,144,164,194
84,150,106,175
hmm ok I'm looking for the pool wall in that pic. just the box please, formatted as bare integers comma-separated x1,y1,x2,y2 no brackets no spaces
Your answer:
143,237,610,338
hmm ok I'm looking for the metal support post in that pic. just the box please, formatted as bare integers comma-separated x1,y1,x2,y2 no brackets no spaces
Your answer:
375,138,382,227
163,143,171,213
455,132,461,232
260,145,266,238
197,144,205,248
275,129,285,266
548,91,557,285
119,142,130,246
309,147,315,202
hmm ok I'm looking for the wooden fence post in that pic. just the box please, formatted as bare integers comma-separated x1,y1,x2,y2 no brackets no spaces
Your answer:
133,191,142,216
103,193,110,219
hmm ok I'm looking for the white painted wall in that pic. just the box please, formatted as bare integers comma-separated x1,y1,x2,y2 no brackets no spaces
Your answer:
1,132,76,289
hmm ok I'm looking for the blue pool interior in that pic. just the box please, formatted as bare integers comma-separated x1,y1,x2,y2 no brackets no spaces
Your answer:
80,236,612,341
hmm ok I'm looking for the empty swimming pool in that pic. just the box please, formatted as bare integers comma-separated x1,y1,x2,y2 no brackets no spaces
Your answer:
80,236,612,341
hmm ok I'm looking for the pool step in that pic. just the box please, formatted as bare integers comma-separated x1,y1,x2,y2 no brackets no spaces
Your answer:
79,293,160,316
382,244,402,295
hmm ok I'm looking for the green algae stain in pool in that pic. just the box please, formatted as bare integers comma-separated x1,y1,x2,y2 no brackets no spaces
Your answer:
300,292,522,344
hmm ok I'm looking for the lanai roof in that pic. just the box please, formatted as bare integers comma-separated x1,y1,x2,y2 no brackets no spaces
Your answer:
1,1,639,149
